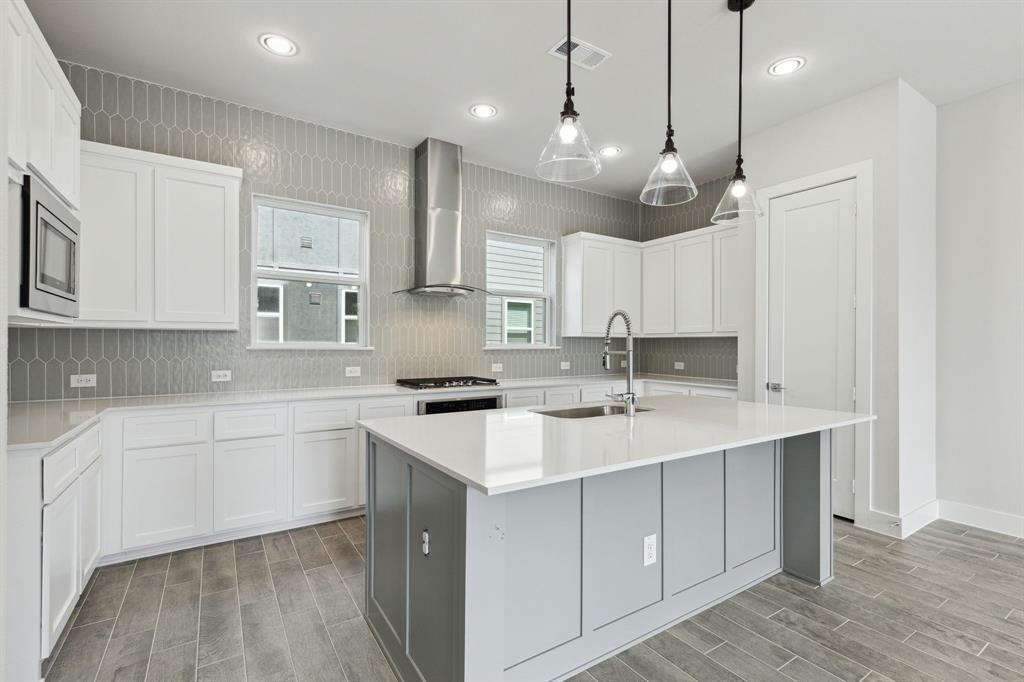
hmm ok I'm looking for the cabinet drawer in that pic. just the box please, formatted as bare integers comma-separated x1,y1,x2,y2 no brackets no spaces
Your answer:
42,440,78,504
359,398,414,420
645,382,691,396
504,389,545,408
124,412,211,449
579,384,614,403
689,387,737,400
214,405,287,440
294,400,358,433
76,423,102,471
544,388,580,406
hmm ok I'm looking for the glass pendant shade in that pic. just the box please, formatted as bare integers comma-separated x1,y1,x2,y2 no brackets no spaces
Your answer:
536,115,602,182
711,176,763,224
639,151,697,206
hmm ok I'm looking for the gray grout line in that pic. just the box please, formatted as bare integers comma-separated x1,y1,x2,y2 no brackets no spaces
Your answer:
776,654,797,671
301,524,352,682
233,540,249,682
142,561,172,681
977,642,990,657
93,560,139,682
194,547,205,682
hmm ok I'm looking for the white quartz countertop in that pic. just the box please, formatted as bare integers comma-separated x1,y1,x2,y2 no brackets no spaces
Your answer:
7,373,735,449
359,395,874,495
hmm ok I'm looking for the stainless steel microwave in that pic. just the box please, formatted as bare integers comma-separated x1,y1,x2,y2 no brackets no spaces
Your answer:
20,175,79,317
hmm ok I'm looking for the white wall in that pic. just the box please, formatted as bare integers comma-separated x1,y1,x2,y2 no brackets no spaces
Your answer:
936,80,1024,536
896,82,937,517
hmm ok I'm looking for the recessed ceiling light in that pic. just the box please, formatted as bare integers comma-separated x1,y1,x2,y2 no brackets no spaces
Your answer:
599,145,622,158
767,56,805,77
259,33,298,57
468,103,498,119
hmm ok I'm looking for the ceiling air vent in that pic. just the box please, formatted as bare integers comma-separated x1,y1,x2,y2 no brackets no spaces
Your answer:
548,35,611,71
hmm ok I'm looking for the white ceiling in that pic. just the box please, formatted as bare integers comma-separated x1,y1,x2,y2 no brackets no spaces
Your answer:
26,0,1024,199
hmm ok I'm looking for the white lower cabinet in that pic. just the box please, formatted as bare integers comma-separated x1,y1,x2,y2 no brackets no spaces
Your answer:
213,436,288,532
645,383,692,397
504,389,546,408
78,458,102,587
123,442,213,549
41,481,79,656
544,387,580,406
294,429,359,517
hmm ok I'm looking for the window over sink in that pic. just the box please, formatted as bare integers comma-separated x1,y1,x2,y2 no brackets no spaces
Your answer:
485,232,556,348
251,195,370,349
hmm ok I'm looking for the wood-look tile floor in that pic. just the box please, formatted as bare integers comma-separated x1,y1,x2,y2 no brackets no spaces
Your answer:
45,517,1024,681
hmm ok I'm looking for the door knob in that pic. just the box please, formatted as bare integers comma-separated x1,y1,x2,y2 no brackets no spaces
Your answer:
767,382,785,392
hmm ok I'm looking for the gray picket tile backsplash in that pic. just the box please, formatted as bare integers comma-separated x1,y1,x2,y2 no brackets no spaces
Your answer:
7,62,735,401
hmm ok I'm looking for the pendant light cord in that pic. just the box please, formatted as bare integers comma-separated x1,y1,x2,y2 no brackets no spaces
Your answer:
663,0,676,153
735,5,745,177
562,0,578,117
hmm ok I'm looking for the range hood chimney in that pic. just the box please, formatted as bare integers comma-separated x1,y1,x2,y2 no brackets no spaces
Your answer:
394,138,486,296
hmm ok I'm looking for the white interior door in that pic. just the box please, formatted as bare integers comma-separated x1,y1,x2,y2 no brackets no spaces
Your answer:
766,179,857,519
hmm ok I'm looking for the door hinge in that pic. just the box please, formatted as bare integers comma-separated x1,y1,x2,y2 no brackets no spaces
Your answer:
851,479,856,494
852,294,857,310
852,203,858,217
852,385,857,402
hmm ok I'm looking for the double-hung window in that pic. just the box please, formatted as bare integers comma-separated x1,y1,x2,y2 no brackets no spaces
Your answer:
485,232,556,347
252,195,370,349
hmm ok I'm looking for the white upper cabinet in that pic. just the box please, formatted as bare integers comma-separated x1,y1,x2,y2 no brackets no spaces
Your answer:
714,229,741,333
641,243,675,334
154,165,239,324
563,233,643,337
9,0,81,206
674,235,714,334
79,142,241,329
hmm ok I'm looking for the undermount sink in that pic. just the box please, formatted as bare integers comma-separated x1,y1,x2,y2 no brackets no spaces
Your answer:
532,404,653,419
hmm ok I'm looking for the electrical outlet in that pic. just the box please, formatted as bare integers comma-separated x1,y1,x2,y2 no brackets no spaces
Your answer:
70,374,96,388
674,361,685,371
560,361,571,370
211,370,232,383
491,363,503,373
643,534,657,567
620,360,627,368
345,366,361,377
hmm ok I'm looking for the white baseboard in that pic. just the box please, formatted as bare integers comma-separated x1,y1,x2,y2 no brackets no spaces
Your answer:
938,499,1024,538
899,500,940,538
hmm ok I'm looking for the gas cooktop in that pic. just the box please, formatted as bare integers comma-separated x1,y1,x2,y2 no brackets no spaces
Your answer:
396,376,499,390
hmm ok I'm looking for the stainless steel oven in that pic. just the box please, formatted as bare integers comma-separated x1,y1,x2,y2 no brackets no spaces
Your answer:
21,175,79,317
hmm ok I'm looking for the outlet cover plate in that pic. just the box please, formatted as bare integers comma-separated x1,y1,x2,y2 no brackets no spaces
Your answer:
345,366,361,377
674,361,685,370
643,534,657,566
560,361,571,370
70,374,97,388
491,363,503,373
211,370,232,383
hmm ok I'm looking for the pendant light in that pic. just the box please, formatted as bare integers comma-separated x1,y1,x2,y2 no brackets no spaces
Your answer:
712,0,764,223
536,0,601,182
639,0,697,206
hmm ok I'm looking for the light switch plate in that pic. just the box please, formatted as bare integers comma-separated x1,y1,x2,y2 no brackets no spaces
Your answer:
211,370,232,383
70,374,97,388
560,361,571,370
491,363,503,373
643,534,657,566
345,366,361,377
674,361,685,370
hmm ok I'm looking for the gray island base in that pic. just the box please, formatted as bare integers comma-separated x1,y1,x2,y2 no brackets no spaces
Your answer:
362,412,844,682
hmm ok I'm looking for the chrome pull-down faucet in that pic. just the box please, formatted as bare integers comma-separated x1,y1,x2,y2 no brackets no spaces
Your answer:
602,310,639,417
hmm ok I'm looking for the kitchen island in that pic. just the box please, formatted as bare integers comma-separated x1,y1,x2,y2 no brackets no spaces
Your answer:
358,395,873,682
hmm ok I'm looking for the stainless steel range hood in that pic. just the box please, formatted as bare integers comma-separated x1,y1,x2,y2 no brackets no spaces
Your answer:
394,138,486,296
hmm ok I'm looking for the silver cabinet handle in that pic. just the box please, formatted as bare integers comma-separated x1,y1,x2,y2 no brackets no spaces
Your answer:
767,382,785,392
421,529,430,557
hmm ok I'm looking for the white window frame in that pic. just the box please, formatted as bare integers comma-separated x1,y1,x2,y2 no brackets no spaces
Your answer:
249,194,372,350
484,231,559,350
255,280,284,343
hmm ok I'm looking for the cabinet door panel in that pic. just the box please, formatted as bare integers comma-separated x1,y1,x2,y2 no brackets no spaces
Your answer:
612,245,642,335
408,466,461,682
674,237,714,333
79,458,103,587
369,439,408,648
726,442,777,568
52,92,80,207
123,442,213,548
715,229,740,332
154,167,238,324
4,5,29,170
79,154,154,321
27,45,54,181
642,244,675,334
664,452,725,595
544,387,579,406
581,241,614,335
293,430,357,516
213,436,287,531
42,483,79,656
579,384,614,403
504,389,545,408
583,464,662,630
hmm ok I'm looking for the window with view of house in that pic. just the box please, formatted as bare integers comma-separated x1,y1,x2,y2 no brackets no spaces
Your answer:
485,233,556,347
252,195,369,349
